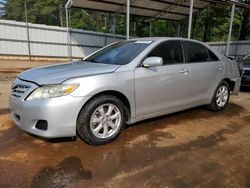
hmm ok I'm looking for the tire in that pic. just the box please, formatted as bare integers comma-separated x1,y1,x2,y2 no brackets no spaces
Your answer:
77,95,126,145
208,81,230,111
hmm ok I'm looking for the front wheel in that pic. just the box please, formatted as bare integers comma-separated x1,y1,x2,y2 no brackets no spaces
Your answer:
77,95,126,145
208,81,230,111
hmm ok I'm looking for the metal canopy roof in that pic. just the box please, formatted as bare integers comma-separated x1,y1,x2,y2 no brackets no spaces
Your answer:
68,0,209,21
64,0,250,59
66,0,250,21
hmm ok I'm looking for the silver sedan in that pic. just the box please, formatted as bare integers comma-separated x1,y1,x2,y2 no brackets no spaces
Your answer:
9,38,240,145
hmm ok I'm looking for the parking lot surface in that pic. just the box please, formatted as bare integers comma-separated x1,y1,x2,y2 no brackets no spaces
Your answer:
0,60,250,188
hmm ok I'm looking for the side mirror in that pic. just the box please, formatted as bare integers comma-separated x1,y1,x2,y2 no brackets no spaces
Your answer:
142,57,163,67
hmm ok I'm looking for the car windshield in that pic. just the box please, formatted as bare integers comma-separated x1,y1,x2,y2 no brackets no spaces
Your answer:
84,40,152,65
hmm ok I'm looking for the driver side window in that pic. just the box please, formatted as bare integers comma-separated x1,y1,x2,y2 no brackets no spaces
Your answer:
147,40,184,65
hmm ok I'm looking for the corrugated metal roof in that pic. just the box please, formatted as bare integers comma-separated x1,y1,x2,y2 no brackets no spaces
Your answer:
67,0,250,21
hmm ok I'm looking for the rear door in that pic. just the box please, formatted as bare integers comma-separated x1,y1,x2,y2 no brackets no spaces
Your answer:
182,40,223,102
134,40,191,116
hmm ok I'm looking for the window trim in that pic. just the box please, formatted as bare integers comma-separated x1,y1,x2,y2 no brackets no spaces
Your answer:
207,48,220,62
137,40,185,68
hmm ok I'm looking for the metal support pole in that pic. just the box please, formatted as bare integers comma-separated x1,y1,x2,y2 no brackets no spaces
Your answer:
24,2,31,60
66,7,71,60
226,3,235,57
126,0,130,40
69,9,72,58
188,0,194,39
65,0,72,60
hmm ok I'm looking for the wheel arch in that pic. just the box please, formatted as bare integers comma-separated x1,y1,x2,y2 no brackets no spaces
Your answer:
78,90,132,122
222,78,235,92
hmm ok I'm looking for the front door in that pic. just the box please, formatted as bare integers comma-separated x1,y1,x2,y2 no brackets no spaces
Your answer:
135,40,190,117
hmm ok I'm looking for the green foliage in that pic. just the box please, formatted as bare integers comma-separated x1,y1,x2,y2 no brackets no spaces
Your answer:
1,0,250,41
192,5,230,42
1,0,67,26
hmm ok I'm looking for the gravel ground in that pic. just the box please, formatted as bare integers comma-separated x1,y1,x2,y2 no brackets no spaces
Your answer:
0,60,250,188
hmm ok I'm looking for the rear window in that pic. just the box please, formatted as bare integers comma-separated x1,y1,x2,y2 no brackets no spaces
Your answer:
183,41,209,63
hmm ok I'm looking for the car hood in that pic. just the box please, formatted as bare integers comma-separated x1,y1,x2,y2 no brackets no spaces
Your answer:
18,61,120,85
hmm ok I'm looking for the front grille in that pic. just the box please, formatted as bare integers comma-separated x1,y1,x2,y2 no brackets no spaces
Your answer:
12,84,31,98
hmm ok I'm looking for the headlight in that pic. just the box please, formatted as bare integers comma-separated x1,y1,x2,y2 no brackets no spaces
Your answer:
26,83,79,101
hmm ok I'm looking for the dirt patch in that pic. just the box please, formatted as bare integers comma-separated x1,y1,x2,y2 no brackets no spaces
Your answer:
0,108,10,115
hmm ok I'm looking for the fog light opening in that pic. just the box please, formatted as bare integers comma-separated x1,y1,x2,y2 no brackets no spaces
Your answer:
35,120,48,131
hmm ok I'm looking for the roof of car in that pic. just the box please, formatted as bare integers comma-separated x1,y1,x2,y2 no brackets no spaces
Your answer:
130,37,223,59
131,37,203,43
132,37,174,41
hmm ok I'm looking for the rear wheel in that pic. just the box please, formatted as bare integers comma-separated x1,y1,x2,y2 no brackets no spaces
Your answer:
208,81,230,111
77,95,126,145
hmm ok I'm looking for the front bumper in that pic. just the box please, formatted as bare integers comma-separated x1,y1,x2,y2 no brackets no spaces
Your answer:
9,78,90,138
10,95,90,138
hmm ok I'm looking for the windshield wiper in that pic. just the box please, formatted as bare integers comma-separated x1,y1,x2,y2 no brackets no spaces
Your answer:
81,58,106,64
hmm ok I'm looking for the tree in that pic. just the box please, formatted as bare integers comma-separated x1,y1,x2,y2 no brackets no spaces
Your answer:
192,5,230,42
1,0,67,26
238,0,250,40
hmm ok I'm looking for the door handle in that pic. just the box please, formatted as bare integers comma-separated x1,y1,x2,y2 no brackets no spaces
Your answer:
179,69,189,74
216,65,222,70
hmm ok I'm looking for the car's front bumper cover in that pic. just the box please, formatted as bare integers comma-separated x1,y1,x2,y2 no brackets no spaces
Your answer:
9,78,90,138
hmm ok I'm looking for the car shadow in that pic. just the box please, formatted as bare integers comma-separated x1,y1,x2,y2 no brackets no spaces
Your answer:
29,134,77,143
3,103,245,144
125,103,245,130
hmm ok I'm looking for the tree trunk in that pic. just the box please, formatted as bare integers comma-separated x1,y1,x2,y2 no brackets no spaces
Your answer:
203,16,209,42
239,9,250,40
